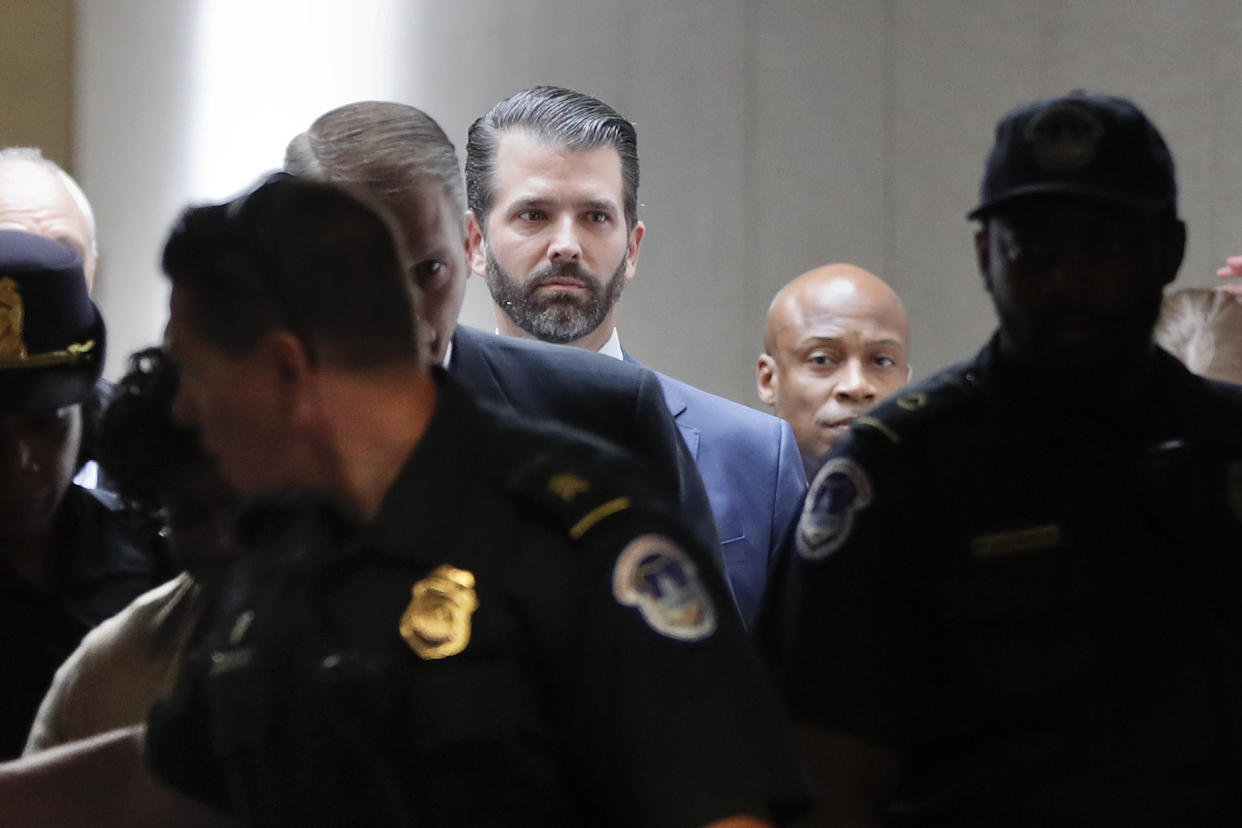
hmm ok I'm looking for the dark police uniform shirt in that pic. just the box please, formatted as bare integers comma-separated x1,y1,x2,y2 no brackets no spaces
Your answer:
0,484,164,759
147,370,807,828
761,338,1242,826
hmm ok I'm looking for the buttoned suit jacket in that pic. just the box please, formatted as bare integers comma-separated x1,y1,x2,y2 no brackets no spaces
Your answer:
449,325,723,577
626,356,807,627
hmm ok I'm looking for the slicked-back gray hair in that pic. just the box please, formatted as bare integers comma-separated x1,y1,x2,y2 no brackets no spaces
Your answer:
284,101,464,225
465,85,639,230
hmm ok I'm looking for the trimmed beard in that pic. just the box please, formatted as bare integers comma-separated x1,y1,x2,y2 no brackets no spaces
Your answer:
485,249,628,345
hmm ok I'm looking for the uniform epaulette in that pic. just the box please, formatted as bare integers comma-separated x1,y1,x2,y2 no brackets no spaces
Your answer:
853,367,978,446
501,452,634,542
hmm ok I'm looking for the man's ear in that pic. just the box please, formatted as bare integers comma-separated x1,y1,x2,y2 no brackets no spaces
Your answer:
85,250,100,296
974,227,994,294
624,220,645,283
460,215,473,280
466,211,488,277
757,353,778,406
260,330,315,417
263,330,311,380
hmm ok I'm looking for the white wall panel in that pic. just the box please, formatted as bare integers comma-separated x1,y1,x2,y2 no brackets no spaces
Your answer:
748,1,888,383
76,0,1242,406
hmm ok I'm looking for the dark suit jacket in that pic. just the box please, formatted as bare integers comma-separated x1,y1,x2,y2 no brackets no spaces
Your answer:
449,326,722,573
630,361,807,628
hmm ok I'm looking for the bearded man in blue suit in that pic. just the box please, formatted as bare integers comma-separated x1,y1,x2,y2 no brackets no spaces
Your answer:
464,86,806,626
283,101,724,578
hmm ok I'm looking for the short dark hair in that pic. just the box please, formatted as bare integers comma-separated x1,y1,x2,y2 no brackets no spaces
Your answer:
465,85,640,230
161,175,421,367
95,347,202,511
284,101,465,223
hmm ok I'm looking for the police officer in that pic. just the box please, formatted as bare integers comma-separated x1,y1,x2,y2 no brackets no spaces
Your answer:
760,92,1242,826
0,231,163,760
0,175,807,827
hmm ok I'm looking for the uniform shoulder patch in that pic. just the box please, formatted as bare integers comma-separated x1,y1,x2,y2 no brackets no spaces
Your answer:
797,457,873,560
502,453,633,541
613,534,716,641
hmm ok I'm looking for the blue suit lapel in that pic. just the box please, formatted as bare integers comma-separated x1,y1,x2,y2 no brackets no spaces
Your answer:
625,349,700,460
658,377,699,459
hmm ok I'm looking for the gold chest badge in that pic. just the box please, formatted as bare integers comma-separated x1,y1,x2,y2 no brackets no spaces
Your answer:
399,565,478,659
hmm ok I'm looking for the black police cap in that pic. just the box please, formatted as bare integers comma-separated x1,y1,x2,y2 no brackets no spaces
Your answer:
967,92,1177,220
0,230,106,412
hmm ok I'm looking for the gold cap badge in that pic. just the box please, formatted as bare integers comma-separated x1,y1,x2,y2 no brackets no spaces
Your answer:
0,278,28,362
399,565,478,659
0,276,97,369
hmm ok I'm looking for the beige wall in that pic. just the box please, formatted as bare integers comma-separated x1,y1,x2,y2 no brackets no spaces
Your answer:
0,1,74,166
408,0,1242,402
75,0,1242,403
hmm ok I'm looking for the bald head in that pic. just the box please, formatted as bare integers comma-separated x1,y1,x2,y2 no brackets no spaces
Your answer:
758,264,910,468
0,151,97,292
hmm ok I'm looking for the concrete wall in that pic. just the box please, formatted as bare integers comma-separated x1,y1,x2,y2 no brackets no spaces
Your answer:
75,2,199,379
75,0,1242,405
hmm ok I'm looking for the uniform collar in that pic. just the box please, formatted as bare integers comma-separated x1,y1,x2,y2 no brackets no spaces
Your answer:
234,369,488,571
352,368,489,561
971,333,1211,449
973,333,1159,410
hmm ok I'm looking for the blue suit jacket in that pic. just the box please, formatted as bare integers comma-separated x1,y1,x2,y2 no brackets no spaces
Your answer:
628,357,807,627
449,326,722,568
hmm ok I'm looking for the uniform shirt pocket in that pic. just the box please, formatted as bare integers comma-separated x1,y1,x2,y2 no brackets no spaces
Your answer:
932,548,1105,711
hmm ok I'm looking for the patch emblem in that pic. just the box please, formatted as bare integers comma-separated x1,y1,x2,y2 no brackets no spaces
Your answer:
399,565,479,660
1024,101,1104,173
613,535,716,641
797,457,873,560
